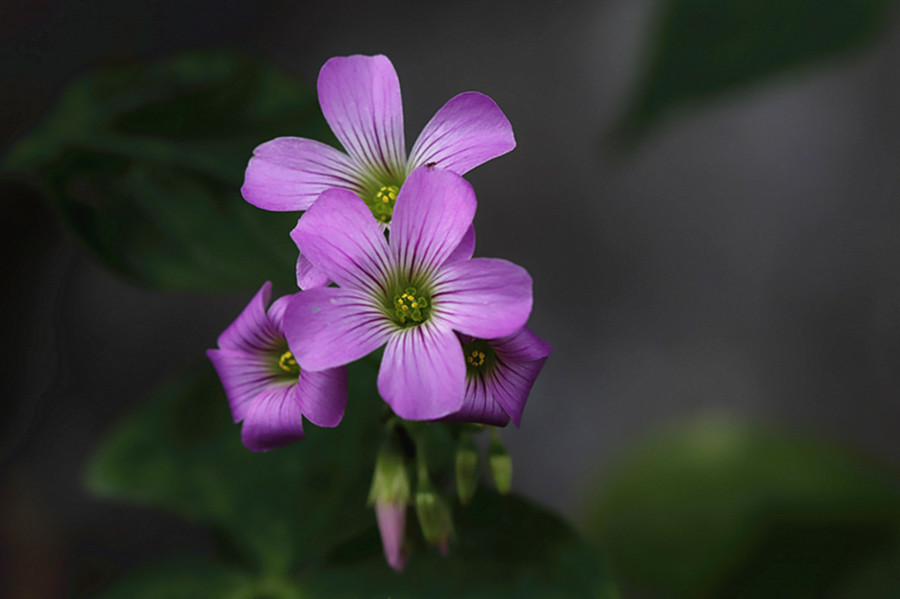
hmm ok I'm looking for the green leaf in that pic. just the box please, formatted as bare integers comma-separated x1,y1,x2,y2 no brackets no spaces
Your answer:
305,493,619,599
584,417,900,598
85,359,384,576
92,561,259,599
3,51,331,291
619,0,896,142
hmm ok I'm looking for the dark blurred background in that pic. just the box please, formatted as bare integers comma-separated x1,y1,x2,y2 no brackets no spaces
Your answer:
3,0,900,597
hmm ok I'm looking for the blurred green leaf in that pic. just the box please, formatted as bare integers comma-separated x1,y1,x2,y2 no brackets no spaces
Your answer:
92,561,261,599
304,493,618,599
584,417,900,598
619,0,897,142
3,51,331,290
86,359,384,575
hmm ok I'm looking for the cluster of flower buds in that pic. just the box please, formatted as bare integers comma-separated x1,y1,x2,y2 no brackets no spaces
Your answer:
208,55,550,570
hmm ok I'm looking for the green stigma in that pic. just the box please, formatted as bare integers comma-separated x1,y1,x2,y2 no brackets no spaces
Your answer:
393,286,430,326
369,184,400,223
462,339,497,376
277,350,300,376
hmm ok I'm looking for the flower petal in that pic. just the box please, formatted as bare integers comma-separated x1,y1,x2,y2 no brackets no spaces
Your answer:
296,250,332,290
206,348,275,422
390,167,476,275
489,356,548,428
291,189,392,294
216,282,281,353
443,376,511,427
240,383,304,452
296,367,348,428
377,324,465,420
318,55,406,178
284,287,393,371
446,224,475,264
241,137,365,212
492,326,552,363
433,258,533,339
408,92,515,175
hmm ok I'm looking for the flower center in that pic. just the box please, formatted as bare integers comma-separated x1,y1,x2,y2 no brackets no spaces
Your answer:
393,286,430,326
462,339,497,376
370,184,399,224
277,350,300,376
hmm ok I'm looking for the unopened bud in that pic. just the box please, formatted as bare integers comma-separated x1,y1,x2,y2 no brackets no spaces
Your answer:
455,432,479,505
415,477,454,552
369,442,411,571
488,429,512,494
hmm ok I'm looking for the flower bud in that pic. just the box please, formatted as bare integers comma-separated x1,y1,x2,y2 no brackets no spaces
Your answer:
415,477,454,553
455,432,479,505
489,429,512,495
368,443,411,571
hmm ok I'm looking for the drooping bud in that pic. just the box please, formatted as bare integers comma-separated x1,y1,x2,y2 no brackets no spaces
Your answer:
415,476,454,554
488,428,512,494
368,442,411,571
455,432,479,505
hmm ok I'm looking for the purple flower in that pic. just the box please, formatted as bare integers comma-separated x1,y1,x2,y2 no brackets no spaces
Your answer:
242,54,515,220
207,282,347,451
444,327,551,427
241,54,515,290
283,167,532,421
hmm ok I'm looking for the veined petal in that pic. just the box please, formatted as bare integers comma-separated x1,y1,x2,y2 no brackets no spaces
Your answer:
446,224,475,264
284,287,393,371
216,282,281,353
291,189,392,294
443,376,511,427
296,367,348,428
433,258,532,339
489,356,548,428
206,348,276,423
241,137,365,211
492,326,552,363
267,294,293,331
377,324,465,420
390,167,476,275
296,250,332,290
318,55,406,179
408,92,515,175
240,383,304,452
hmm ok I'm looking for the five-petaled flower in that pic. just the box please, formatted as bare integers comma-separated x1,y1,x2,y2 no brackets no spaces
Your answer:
444,327,552,427
240,54,515,289
284,167,532,421
207,282,347,451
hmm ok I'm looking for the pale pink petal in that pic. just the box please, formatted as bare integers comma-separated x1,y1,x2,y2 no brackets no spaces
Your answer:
296,367,347,428
216,282,281,353
376,501,408,572
291,189,392,295
433,258,532,339
377,324,465,420
390,167,475,275
318,55,406,178
241,137,365,211
408,92,515,175
283,287,393,371
240,383,304,452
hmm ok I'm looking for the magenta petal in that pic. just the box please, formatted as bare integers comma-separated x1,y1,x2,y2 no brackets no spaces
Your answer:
492,326,552,362
408,92,515,175
241,137,364,212
434,258,533,339
206,349,273,422
240,383,304,452
377,324,465,420
284,287,392,371
376,501,408,572
296,367,347,428
489,357,548,428
318,55,406,177
446,224,475,264
391,167,476,274
291,189,392,294
444,377,511,427
217,282,281,353
296,251,332,290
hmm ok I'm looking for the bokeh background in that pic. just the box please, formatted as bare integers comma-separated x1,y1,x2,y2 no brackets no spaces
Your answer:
3,0,900,597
